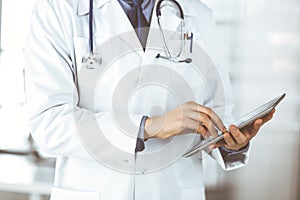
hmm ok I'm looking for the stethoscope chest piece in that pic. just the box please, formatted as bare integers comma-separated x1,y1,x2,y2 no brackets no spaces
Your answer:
82,53,102,69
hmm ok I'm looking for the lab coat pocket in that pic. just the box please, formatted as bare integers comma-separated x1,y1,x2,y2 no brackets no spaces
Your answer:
167,65,207,104
50,186,101,200
160,8,182,32
180,187,205,200
170,63,206,87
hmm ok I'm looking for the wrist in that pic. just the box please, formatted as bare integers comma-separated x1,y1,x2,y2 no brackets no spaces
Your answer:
144,115,170,140
144,117,152,140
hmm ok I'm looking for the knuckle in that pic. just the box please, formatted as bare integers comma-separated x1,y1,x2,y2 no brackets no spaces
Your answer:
200,115,209,123
180,104,188,112
224,135,230,143
208,121,215,129
241,138,247,144
232,130,239,136
226,136,233,143
181,118,189,129
186,101,195,106
199,125,206,132
197,125,206,134
187,121,196,130
227,137,234,144
195,121,201,129
236,138,243,144
206,107,213,115
176,112,184,122
235,135,242,142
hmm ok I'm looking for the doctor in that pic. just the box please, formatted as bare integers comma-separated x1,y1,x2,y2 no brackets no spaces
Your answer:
25,0,275,199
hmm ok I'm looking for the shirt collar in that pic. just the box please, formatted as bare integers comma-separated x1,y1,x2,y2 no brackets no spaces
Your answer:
77,0,111,16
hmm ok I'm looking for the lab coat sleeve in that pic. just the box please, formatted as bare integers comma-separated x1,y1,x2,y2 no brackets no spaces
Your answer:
191,5,250,171
205,38,250,171
25,0,142,163
201,55,250,171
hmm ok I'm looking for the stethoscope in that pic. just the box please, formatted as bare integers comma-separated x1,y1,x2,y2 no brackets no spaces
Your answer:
82,0,102,69
82,0,192,69
155,0,192,63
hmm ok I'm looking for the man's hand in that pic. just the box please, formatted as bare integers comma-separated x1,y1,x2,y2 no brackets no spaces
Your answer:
220,109,276,151
144,101,227,140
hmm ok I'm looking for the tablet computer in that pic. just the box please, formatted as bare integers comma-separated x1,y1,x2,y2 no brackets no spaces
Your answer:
183,93,286,158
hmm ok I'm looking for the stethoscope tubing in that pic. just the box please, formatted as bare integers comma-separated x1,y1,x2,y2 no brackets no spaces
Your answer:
87,0,191,63
89,0,94,54
156,0,192,63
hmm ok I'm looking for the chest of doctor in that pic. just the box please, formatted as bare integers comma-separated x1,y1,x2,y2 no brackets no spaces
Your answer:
71,0,215,116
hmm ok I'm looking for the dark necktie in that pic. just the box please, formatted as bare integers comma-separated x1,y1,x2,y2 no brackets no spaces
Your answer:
118,0,150,49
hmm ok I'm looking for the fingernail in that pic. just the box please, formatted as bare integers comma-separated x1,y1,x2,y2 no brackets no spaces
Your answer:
257,119,263,125
272,109,276,113
224,133,229,138
230,126,236,132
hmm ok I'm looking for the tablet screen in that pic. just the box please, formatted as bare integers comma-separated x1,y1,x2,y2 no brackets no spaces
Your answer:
231,93,285,129
183,93,286,158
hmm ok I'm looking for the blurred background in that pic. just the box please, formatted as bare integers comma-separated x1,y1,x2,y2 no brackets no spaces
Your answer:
0,0,299,199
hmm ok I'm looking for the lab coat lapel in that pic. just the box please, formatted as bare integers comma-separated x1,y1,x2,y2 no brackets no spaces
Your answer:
135,0,186,114
142,0,183,65
77,0,143,51
105,0,143,50
93,0,183,53
77,0,111,16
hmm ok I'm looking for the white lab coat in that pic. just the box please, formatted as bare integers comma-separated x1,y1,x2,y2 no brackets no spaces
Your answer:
25,0,249,199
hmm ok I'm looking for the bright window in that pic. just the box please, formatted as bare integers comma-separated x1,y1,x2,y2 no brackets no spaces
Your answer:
0,0,36,149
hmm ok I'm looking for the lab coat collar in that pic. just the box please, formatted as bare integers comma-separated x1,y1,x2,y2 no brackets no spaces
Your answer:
77,0,201,18
77,0,111,16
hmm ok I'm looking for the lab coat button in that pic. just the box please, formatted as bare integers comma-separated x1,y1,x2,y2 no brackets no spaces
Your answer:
123,159,129,163
142,169,147,174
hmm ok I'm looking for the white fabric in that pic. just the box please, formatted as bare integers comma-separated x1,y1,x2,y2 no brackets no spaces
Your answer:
25,0,250,199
